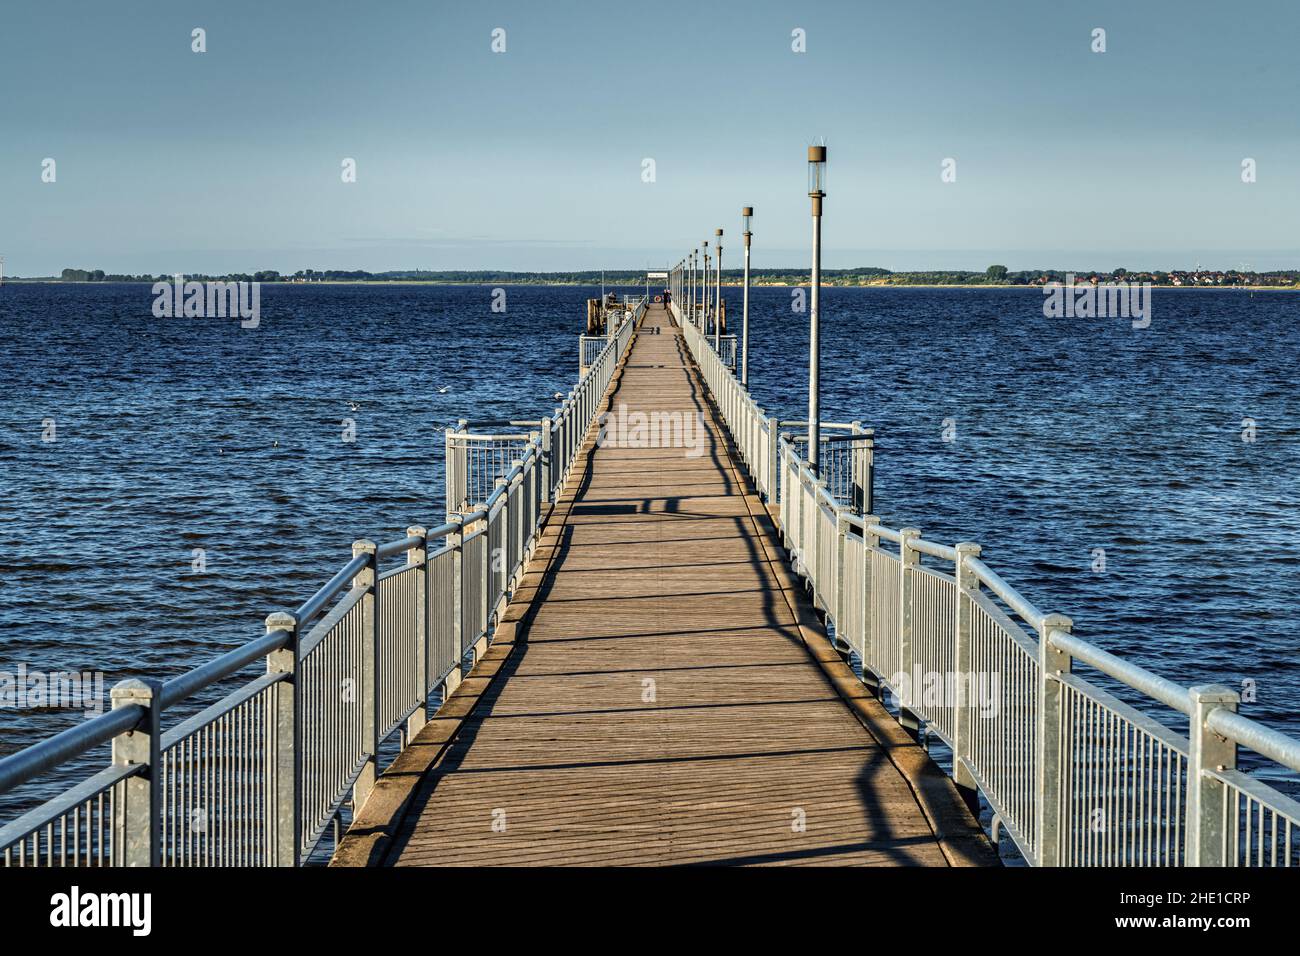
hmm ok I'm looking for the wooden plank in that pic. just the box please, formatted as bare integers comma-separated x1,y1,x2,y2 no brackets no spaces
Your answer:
380,304,977,867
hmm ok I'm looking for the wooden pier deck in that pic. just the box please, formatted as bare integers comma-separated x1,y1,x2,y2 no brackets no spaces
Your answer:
334,303,994,867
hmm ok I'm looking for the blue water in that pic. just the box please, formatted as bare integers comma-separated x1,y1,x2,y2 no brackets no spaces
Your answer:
1,283,1298,815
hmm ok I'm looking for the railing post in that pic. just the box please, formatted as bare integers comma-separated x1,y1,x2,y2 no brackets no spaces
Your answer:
749,405,762,477
351,538,378,812
553,406,565,491
866,435,875,517
407,527,428,741
793,465,807,573
444,427,455,520
834,511,850,655
781,439,795,551
567,391,577,470
766,416,779,505
482,499,493,652
448,521,464,695
1186,684,1239,867
264,611,299,866
850,422,874,516
952,543,982,809
557,403,567,486
898,529,922,737
510,460,524,591
110,678,162,866
524,443,538,560
798,467,811,575
1035,613,1073,866
493,475,509,629
445,420,468,522
860,516,880,693
540,416,553,505
850,422,864,514
814,478,828,596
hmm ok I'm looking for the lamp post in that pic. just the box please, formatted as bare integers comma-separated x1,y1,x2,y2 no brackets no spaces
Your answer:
695,247,701,329
689,250,695,327
714,229,723,352
741,207,752,386
691,248,698,327
807,144,826,474
702,241,711,334
686,252,692,324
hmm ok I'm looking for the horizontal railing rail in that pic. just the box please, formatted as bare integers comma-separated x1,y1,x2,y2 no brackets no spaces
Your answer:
673,299,1300,868
0,299,642,868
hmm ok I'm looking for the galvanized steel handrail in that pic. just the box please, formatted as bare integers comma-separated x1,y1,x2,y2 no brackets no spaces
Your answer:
674,299,1300,868
1047,629,1192,717
296,553,371,624
1207,709,1300,773
0,705,147,796
0,299,643,868
964,556,1046,633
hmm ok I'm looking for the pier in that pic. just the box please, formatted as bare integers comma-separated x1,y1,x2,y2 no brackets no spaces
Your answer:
336,302,989,866
2,290,1299,869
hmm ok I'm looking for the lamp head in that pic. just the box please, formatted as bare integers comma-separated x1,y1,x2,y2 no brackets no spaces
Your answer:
807,144,827,197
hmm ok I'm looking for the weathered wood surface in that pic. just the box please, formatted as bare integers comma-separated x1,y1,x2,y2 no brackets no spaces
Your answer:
379,304,990,866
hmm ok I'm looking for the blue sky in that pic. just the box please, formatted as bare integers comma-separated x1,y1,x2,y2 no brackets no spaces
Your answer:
2,0,1298,275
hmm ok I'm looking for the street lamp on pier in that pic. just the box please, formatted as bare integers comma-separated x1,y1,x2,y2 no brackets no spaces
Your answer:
714,228,723,352
686,251,693,324
807,144,826,474
702,241,711,334
692,248,699,327
741,207,752,386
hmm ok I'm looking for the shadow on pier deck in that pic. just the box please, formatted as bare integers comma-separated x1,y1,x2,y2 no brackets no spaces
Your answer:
333,304,995,867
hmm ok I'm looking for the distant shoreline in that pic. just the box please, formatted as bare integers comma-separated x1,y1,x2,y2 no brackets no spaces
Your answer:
5,279,1299,291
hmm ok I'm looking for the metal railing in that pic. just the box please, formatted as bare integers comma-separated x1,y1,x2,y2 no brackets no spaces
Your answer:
450,301,642,519
720,334,738,370
784,423,874,514
581,298,640,375
578,334,608,376
444,427,535,518
0,300,641,868
679,312,779,502
675,300,1300,867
